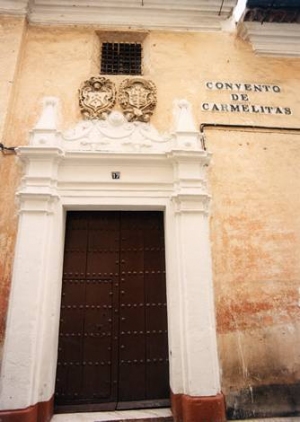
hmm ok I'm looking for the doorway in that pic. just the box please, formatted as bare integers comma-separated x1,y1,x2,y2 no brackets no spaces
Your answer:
55,211,169,412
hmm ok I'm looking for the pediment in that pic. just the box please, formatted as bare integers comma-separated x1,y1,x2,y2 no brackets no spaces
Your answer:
29,97,204,154
62,111,170,153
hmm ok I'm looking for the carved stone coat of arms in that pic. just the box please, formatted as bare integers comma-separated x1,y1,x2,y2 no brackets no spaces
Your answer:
79,76,116,119
119,78,157,122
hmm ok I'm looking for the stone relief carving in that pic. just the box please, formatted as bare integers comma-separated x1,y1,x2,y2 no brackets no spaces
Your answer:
62,110,169,152
118,78,157,123
29,96,205,153
79,76,116,120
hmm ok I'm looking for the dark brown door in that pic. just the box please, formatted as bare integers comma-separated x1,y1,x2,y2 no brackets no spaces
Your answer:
55,211,169,412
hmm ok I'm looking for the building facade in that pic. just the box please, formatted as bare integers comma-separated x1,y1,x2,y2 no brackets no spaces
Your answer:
0,1,300,421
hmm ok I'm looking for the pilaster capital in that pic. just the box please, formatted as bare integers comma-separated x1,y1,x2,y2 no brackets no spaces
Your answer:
167,149,211,165
172,193,211,215
16,147,63,213
16,192,60,214
17,146,64,161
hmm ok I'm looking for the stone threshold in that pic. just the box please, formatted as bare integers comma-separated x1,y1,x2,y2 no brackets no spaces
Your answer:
242,419,300,422
51,408,173,422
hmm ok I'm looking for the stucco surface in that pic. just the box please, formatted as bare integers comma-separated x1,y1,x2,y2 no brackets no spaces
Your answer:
0,16,25,138
0,22,300,403
207,131,300,392
0,16,26,357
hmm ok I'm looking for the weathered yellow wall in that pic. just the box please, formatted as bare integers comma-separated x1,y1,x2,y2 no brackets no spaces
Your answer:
1,20,300,413
207,130,300,415
0,16,26,138
0,15,26,357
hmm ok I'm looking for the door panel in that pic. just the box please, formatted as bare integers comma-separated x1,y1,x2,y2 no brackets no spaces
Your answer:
55,211,169,412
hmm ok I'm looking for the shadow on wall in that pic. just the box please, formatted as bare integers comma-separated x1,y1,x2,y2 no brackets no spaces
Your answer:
226,383,300,419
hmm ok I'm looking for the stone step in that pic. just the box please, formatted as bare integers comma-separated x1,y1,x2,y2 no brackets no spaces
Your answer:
51,408,173,422
96,418,173,422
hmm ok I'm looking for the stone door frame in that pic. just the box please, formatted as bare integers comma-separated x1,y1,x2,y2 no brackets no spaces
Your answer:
0,98,225,422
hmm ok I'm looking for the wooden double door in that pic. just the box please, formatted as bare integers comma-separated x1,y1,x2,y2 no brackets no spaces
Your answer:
55,211,169,412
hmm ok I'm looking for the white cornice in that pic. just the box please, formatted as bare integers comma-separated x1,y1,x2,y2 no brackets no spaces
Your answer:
0,0,237,31
238,21,300,58
0,0,28,15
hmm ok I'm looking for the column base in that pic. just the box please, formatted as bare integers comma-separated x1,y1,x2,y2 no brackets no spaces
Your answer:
0,396,53,422
171,391,226,422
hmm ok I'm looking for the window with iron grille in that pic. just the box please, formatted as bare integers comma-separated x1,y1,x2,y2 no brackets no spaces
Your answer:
101,42,142,75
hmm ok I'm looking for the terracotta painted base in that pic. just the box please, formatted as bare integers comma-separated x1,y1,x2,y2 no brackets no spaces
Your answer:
0,396,53,422
171,391,226,422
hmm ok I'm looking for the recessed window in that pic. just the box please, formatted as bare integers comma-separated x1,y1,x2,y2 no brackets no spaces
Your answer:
101,42,142,75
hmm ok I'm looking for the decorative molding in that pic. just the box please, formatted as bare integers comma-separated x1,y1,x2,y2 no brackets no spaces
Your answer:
34,97,58,130
16,192,60,214
172,100,204,151
0,0,28,15
172,193,211,215
62,111,169,152
79,76,116,120
173,100,197,133
30,97,61,147
16,146,63,213
238,22,300,57
119,78,157,123
0,0,236,31
243,7,300,24
0,95,222,414
28,96,206,154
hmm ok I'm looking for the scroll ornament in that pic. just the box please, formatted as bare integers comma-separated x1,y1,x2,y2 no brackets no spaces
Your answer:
118,78,157,123
79,76,116,120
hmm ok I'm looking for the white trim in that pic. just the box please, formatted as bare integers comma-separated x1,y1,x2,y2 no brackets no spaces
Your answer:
0,0,236,31
0,0,28,15
0,98,221,410
238,22,300,58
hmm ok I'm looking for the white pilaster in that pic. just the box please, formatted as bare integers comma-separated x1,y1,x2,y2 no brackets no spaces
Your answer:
169,101,221,396
0,101,64,408
0,149,63,408
173,194,220,396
